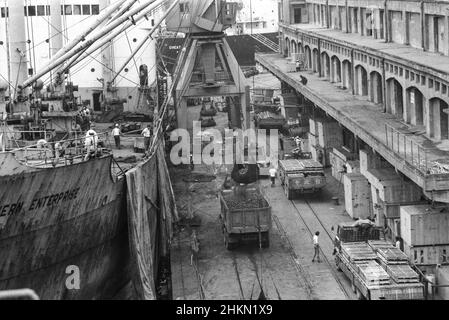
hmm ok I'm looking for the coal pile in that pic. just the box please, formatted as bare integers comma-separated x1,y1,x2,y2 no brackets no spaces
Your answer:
224,193,268,210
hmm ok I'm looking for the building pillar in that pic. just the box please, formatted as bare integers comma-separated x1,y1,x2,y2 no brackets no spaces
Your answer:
351,7,356,33
421,1,426,50
358,7,363,36
425,98,431,136
384,0,389,42
402,10,408,44
403,87,410,123
444,13,449,56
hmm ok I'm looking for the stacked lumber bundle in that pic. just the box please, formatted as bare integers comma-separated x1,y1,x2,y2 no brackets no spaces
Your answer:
356,261,391,286
341,242,377,262
377,247,409,265
368,240,395,252
386,264,419,284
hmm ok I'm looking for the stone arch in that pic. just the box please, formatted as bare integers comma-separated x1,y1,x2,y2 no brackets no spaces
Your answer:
320,51,330,80
330,55,341,83
386,78,404,119
312,48,319,73
369,71,383,104
354,65,368,96
291,40,297,59
429,97,449,140
406,87,424,126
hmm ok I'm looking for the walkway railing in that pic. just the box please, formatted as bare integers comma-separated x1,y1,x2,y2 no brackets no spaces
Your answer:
384,124,430,175
249,33,280,52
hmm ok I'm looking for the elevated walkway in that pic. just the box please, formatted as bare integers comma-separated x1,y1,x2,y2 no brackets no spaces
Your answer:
256,53,449,202
249,33,280,52
283,23,449,80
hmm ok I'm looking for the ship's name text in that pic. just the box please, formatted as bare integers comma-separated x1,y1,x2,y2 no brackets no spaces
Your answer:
0,187,80,217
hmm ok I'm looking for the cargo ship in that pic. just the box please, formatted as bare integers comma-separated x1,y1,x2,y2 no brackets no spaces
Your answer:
0,0,178,299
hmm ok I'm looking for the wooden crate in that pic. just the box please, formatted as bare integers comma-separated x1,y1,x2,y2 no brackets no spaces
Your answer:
386,264,419,284
377,247,409,264
356,260,391,285
316,120,343,148
341,242,377,262
368,240,395,252
403,242,449,265
344,173,371,219
401,205,449,246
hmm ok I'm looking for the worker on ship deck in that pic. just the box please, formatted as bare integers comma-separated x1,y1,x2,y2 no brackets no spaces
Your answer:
84,126,98,161
142,123,152,152
112,124,121,150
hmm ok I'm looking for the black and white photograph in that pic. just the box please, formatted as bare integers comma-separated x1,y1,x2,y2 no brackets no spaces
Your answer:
0,0,448,307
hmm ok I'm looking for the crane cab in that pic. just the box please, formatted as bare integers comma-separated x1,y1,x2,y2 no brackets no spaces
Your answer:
166,0,238,34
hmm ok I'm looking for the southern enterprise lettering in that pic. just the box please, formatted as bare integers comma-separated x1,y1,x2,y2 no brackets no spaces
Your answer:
0,187,81,218
28,187,81,211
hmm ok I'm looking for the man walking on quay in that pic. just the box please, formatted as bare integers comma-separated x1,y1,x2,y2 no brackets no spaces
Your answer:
269,166,277,187
142,123,152,151
312,231,321,262
112,124,121,149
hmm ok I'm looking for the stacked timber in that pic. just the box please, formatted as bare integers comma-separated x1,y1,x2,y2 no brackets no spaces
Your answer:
355,260,391,286
377,247,409,265
368,240,395,252
341,242,377,262
385,264,419,284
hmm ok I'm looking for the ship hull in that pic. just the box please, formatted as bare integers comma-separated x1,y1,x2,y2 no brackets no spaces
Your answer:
0,153,130,299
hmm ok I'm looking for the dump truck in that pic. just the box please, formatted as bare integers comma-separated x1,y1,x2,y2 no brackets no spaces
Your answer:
219,185,272,250
278,159,326,199
334,220,425,300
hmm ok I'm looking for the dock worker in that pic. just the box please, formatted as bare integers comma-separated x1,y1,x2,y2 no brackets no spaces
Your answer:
295,136,302,150
312,231,321,263
295,60,301,72
142,123,152,151
112,124,121,149
269,166,277,187
84,126,98,161
395,237,401,250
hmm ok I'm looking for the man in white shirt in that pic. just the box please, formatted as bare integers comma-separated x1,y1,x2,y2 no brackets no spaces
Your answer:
312,231,321,262
269,166,277,187
112,124,121,149
142,124,152,151
395,237,401,251
84,126,98,161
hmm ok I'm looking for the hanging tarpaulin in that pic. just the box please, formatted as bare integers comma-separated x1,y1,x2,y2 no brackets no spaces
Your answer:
125,143,178,300
126,151,159,300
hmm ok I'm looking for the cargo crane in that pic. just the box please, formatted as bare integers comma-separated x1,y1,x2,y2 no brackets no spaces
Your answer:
165,0,251,130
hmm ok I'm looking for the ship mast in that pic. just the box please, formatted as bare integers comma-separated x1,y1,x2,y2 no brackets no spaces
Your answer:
100,0,117,113
50,0,65,94
8,0,30,113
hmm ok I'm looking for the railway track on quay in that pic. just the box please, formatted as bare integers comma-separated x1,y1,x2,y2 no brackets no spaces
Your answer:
289,198,353,299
